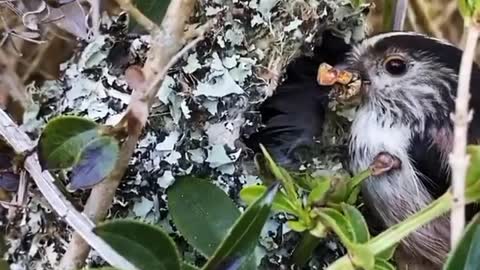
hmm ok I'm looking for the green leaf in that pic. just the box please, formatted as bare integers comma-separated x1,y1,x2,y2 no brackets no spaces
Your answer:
94,220,181,270
342,204,370,243
467,145,480,187
444,213,480,270
38,116,99,170
240,185,297,215
131,0,170,27
350,244,375,270
37,115,120,189
374,258,396,270
167,177,240,257
328,177,349,203
182,263,200,270
309,221,327,238
376,242,398,260
70,137,119,189
313,208,353,247
351,0,363,8
287,220,308,232
259,145,297,200
458,0,476,20
307,179,331,206
202,183,279,270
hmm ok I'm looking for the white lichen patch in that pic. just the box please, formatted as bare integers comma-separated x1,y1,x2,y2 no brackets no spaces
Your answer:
6,1,370,269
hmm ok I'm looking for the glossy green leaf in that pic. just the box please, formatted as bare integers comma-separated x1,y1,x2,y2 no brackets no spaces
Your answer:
94,220,181,270
202,183,279,270
350,244,375,270
444,213,480,270
38,116,99,170
307,179,331,206
70,137,119,189
132,0,170,26
374,258,395,270
167,177,240,257
313,208,353,247
342,203,370,243
240,185,297,215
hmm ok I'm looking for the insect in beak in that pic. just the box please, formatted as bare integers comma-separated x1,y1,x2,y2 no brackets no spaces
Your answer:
316,62,367,107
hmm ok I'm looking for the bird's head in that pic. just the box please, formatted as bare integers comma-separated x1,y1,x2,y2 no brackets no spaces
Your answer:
334,32,466,126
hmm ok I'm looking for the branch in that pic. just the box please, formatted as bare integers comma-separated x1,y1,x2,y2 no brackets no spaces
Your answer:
0,109,138,270
392,0,408,31
59,0,202,269
114,0,158,32
449,24,480,248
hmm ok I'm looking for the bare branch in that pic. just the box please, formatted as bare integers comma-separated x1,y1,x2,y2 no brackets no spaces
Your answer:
114,0,158,33
145,24,210,102
89,0,101,38
392,0,408,31
59,0,201,268
449,24,480,247
0,109,138,270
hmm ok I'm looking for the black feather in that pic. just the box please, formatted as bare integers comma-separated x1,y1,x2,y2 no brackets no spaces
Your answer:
243,31,352,166
383,33,480,221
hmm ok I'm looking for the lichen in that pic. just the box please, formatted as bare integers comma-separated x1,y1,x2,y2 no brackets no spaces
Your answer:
4,1,370,269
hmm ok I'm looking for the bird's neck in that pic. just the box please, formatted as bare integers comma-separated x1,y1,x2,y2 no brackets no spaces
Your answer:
348,105,433,222
348,105,449,266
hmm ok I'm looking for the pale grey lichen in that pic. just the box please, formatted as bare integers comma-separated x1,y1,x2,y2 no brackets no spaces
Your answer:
3,0,370,269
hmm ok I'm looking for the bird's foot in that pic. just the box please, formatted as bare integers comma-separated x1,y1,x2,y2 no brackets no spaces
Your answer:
369,151,402,176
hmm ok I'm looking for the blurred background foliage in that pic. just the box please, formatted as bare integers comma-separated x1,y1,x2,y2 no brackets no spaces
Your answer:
0,0,471,202
0,0,471,88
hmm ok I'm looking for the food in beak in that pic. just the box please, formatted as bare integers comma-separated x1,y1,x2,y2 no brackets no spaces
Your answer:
317,63,363,106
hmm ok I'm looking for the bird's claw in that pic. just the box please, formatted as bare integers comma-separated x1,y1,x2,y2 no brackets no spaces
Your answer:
369,152,402,176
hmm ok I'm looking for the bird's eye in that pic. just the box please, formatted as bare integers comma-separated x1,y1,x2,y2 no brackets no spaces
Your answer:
384,56,407,76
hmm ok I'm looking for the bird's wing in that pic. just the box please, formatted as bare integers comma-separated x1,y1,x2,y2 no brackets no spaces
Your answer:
243,31,353,166
409,64,480,218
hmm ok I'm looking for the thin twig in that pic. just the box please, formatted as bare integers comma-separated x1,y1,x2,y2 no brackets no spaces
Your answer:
114,0,158,32
144,25,210,102
89,0,100,38
392,0,408,31
21,32,52,82
449,24,480,248
0,109,138,270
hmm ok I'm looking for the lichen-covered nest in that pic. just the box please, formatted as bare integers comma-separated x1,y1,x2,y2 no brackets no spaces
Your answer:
3,1,370,269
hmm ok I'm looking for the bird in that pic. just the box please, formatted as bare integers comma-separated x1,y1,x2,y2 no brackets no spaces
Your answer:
339,31,480,270
245,31,480,270
243,30,352,167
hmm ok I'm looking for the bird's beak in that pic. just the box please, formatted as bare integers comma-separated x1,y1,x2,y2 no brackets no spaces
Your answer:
316,62,367,106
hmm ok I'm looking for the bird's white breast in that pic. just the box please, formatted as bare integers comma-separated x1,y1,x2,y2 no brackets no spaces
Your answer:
349,106,432,224
349,106,449,265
